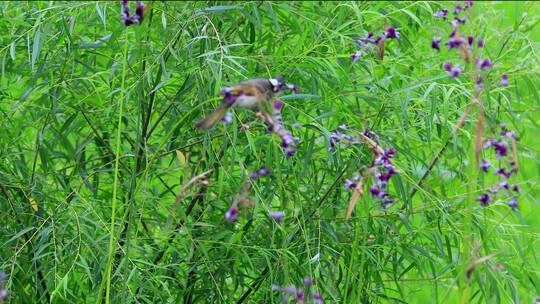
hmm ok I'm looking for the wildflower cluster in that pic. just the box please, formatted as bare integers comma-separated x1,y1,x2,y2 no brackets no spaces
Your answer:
271,277,323,304
225,168,271,222
478,125,520,209
120,0,146,26
350,26,400,61
0,272,7,304
336,127,399,209
431,1,507,87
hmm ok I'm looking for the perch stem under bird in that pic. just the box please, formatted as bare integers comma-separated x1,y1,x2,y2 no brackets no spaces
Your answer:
195,76,298,130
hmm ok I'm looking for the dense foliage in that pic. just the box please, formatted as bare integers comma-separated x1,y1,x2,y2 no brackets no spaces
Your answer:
0,1,539,303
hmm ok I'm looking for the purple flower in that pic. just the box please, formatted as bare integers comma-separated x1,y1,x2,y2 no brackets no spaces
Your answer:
350,50,363,62
312,291,323,303
381,198,395,208
500,130,518,140
384,27,400,39
477,37,484,48
500,74,509,86
258,168,271,176
455,16,466,24
251,168,271,179
120,1,146,26
369,185,381,197
433,9,449,19
269,211,285,223
285,83,299,93
512,185,520,193
271,284,281,291
508,196,518,209
443,62,452,72
285,149,296,158
464,1,474,9
498,181,510,190
475,77,484,90
448,66,462,78
477,59,493,70
363,130,380,141
356,32,376,47
493,141,509,159
0,289,7,299
295,289,305,302
454,4,463,15
431,37,442,51
496,167,512,179
373,35,384,44
344,179,357,190
447,37,466,50
480,160,491,172
467,35,474,48
273,100,284,111
303,277,314,287
222,112,233,124
225,204,239,222
281,285,296,295
478,193,492,207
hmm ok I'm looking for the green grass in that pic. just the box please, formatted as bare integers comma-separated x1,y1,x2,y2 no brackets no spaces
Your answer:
0,1,539,303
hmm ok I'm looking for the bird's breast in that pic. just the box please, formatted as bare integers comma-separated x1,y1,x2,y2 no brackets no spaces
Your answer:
234,95,260,109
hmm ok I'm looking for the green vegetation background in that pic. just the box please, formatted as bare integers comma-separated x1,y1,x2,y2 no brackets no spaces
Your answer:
0,1,539,303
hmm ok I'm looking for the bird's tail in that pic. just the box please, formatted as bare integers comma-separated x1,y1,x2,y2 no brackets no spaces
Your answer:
195,104,230,130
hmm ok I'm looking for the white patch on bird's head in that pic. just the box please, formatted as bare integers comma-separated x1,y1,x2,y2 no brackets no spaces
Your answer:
269,78,282,92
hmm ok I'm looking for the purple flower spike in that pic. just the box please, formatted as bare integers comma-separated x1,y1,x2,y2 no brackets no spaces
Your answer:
496,167,512,179
508,196,518,209
269,211,285,223
500,74,509,86
480,160,491,172
431,37,442,51
477,37,484,48
478,193,492,207
433,9,449,19
477,59,493,70
225,204,239,222
350,50,363,62
384,27,400,39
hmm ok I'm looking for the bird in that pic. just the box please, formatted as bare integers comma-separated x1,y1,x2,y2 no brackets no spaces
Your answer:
195,76,292,130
